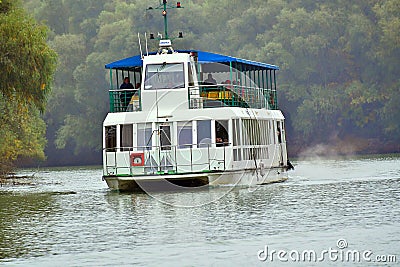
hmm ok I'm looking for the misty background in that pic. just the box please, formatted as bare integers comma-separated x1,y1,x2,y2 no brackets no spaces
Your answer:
21,0,400,167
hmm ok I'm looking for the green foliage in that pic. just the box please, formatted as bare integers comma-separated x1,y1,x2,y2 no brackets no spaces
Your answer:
0,1,57,112
0,96,47,164
0,0,56,172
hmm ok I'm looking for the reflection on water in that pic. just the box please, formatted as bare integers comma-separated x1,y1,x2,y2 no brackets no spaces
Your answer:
0,193,57,259
0,156,399,266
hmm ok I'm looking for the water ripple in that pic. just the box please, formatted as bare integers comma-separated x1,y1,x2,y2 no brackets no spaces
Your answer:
1,156,400,265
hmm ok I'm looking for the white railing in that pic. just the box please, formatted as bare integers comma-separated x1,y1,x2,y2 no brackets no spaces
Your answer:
103,143,230,176
188,84,276,110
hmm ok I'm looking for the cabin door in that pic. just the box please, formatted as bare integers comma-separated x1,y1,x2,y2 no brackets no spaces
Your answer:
158,123,175,172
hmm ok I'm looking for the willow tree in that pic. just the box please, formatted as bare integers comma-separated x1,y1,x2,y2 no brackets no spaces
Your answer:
0,0,57,174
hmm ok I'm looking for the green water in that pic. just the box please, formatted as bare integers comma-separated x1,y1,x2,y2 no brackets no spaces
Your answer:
1,156,399,266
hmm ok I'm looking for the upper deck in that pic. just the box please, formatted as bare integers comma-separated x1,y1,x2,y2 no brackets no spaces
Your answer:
105,49,280,113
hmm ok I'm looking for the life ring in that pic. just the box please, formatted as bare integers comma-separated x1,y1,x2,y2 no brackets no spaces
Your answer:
130,153,145,166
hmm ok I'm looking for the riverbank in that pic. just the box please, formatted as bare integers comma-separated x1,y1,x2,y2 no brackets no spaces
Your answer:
0,174,37,186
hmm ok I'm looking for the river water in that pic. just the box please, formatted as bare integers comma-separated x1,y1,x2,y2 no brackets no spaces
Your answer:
0,155,399,266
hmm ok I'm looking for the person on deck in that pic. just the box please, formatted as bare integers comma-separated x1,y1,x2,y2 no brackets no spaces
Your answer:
120,77,135,109
120,77,134,89
204,73,217,85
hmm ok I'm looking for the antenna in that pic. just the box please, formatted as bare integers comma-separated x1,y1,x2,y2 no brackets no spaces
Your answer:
145,32,149,56
147,1,184,41
138,33,143,58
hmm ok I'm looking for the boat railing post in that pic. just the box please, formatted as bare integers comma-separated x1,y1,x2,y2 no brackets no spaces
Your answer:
223,145,226,170
114,148,117,175
139,89,142,111
130,148,133,176
190,145,193,172
208,144,211,171
188,86,191,109
158,146,161,173
174,146,178,173
148,149,153,175
104,148,107,175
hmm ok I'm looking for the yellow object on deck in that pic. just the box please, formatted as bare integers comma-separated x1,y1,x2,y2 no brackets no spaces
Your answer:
129,95,140,104
219,91,232,99
205,90,233,100
207,91,219,100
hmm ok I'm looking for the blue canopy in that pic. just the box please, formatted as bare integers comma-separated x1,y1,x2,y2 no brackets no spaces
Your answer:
105,50,279,70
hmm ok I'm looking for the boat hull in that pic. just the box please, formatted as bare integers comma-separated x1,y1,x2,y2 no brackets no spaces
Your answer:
103,167,288,192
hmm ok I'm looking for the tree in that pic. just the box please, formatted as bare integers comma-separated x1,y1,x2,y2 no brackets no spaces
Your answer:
0,0,56,174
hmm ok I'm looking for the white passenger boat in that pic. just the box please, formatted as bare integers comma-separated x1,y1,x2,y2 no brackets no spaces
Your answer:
102,1,293,191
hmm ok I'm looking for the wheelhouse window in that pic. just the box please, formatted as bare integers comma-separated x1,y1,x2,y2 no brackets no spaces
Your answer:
144,63,185,90
105,126,116,152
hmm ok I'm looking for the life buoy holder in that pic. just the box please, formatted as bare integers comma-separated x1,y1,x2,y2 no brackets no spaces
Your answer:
130,153,145,166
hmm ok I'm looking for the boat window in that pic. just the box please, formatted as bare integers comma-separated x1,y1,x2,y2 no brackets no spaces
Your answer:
277,121,284,143
241,120,249,146
120,124,133,151
281,121,286,143
270,121,276,144
242,119,253,146
232,119,240,146
105,126,116,152
233,149,242,161
188,63,194,87
137,123,152,151
259,120,265,145
260,120,270,145
197,120,212,148
160,125,172,150
200,63,230,85
254,121,262,145
242,119,264,146
178,121,192,149
215,120,229,147
144,63,185,90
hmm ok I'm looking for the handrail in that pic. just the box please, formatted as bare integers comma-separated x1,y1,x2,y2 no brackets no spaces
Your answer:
108,88,141,113
188,84,277,110
103,142,231,152
103,143,230,176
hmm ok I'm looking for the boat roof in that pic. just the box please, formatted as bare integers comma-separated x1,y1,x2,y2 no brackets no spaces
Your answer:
105,50,279,71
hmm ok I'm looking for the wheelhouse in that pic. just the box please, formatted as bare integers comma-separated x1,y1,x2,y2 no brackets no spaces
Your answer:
105,50,280,113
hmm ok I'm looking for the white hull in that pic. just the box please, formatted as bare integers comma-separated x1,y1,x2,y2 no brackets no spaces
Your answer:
103,167,288,192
